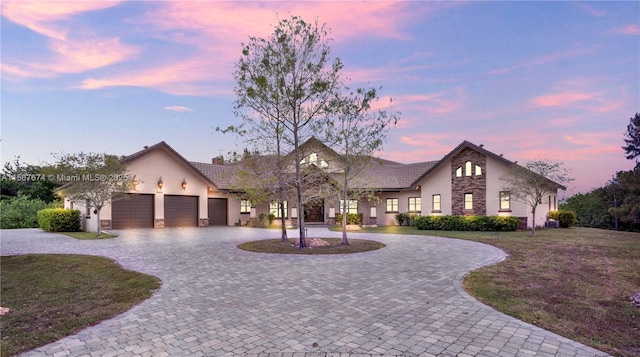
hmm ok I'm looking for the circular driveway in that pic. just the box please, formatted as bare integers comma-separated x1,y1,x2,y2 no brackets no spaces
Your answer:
1,227,608,357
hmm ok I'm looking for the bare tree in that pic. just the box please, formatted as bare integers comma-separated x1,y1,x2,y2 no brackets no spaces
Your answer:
325,87,398,245
233,15,342,248
52,152,134,234
500,159,572,236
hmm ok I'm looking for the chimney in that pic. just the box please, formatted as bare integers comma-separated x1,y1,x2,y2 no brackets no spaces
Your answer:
212,157,224,165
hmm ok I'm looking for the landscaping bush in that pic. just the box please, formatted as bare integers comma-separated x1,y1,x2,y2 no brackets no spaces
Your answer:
247,213,271,228
395,212,410,226
548,210,577,228
0,194,53,229
37,208,81,232
335,213,361,225
414,215,519,231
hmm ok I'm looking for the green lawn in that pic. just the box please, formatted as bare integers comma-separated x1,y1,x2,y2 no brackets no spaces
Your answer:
0,254,161,357
238,237,385,254
59,231,117,240
348,226,640,357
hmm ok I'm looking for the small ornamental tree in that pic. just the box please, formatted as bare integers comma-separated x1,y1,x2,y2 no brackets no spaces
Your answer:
500,159,572,236
52,152,134,234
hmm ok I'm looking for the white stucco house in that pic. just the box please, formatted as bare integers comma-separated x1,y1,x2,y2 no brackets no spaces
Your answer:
64,139,564,232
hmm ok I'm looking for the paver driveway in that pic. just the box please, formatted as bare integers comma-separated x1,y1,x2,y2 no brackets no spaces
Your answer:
1,227,609,357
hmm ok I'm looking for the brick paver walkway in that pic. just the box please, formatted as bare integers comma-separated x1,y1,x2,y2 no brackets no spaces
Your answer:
1,227,609,356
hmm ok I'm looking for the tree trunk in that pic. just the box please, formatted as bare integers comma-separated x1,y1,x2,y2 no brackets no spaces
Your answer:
341,189,349,245
280,201,288,242
531,208,536,237
96,207,102,235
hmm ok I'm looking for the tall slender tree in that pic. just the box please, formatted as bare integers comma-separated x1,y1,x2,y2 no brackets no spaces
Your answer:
233,15,343,248
622,113,640,167
325,87,398,245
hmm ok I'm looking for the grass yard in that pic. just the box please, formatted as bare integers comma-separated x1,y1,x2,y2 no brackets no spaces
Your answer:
238,237,385,254
59,231,117,240
0,254,161,357
352,226,640,357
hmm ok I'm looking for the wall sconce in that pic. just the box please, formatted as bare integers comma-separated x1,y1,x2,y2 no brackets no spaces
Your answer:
132,175,139,189
181,178,187,190
157,177,163,189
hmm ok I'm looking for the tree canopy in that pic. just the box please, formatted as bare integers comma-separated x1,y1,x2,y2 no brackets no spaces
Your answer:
622,113,640,166
500,159,572,236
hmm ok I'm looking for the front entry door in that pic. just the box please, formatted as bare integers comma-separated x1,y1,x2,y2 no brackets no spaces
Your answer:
304,200,324,223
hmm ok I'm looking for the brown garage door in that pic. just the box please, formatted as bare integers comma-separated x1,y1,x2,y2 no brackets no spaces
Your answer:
165,195,198,227
208,198,227,226
112,194,154,229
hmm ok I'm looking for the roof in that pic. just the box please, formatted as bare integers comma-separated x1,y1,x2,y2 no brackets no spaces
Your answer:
121,139,565,193
121,141,219,189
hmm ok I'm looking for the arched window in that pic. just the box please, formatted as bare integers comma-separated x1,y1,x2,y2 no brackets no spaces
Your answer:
475,165,482,176
456,167,463,177
465,161,472,176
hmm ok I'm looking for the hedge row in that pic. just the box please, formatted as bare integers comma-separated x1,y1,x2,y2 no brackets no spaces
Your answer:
37,208,81,232
548,210,577,228
414,215,519,231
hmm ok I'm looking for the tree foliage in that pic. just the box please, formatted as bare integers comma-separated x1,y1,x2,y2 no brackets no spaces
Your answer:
500,159,572,236
51,152,134,234
0,194,55,229
561,168,640,232
622,113,640,166
324,87,398,244
1,157,61,203
232,15,343,248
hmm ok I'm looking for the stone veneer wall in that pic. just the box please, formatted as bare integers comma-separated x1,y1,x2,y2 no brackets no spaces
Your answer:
451,148,487,215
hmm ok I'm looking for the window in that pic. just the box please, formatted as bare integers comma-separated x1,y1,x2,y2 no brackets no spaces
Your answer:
269,201,287,218
386,198,399,212
339,199,358,214
300,152,329,168
85,199,91,217
240,199,251,214
432,194,441,212
499,191,510,210
464,193,473,210
408,197,421,212
456,167,463,177
465,161,472,176
475,165,482,176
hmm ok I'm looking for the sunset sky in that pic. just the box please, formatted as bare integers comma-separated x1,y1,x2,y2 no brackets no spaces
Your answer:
2,1,638,197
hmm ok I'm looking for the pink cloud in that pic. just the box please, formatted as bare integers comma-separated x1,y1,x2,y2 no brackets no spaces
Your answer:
609,24,640,35
397,88,466,115
78,1,459,95
533,92,595,107
531,78,627,113
1,1,138,79
488,45,600,75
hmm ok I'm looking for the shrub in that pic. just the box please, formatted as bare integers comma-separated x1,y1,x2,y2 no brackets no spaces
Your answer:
335,213,361,225
0,194,53,229
414,215,519,231
37,208,81,232
548,210,577,228
248,213,271,228
395,212,410,226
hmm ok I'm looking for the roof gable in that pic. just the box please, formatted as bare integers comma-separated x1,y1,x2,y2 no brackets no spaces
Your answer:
122,142,219,188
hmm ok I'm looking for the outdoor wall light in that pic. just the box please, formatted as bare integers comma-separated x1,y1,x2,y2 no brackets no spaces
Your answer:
157,177,163,189
181,178,187,190
132,176,139,189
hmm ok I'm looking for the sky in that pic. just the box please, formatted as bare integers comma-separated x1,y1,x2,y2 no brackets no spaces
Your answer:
1,1,638,197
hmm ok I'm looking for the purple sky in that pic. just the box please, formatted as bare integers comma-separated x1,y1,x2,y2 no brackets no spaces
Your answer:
2,1,638,197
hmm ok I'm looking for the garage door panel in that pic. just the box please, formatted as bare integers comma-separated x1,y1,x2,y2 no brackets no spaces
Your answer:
112,194,154,229
208,198,227,226
165,195,198,227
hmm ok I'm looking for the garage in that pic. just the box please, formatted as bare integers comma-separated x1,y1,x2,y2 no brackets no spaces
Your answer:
165,195,198,227
208,198,228,226
111,194,154,229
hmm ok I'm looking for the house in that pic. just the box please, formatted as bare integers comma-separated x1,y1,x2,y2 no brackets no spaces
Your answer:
64,139,563,232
